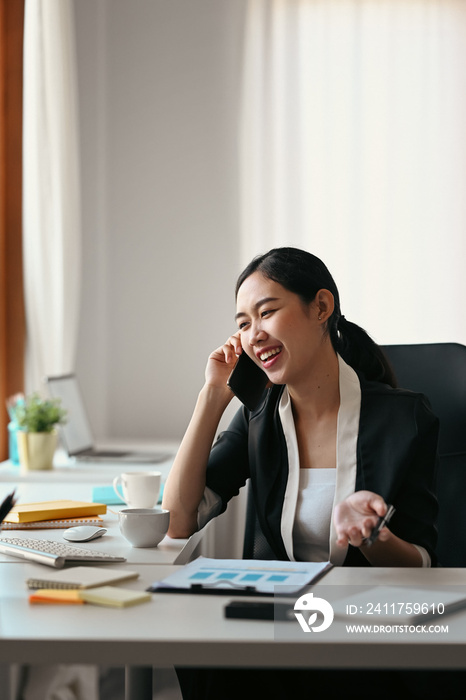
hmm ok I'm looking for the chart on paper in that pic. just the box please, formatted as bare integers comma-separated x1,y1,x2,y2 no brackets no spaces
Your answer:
148,557,332,595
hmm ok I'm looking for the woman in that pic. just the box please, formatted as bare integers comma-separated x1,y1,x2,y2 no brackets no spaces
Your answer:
163,247,439,699
163,247,438,565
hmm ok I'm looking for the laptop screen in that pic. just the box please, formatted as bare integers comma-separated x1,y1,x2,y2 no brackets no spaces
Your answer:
46,374,94,455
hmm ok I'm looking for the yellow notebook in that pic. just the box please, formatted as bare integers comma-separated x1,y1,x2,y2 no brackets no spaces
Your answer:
79,586,151,608
4,500,107,524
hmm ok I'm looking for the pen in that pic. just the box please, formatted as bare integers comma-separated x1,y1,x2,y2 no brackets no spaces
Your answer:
0,490,17,525
412,597,466,625
364,504,396,546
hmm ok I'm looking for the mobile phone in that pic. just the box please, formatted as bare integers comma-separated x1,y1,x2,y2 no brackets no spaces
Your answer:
224,600,293,621
227,352,269,411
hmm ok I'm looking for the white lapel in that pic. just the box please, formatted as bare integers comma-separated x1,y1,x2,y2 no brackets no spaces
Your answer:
278,355,361,563
329,355,361,564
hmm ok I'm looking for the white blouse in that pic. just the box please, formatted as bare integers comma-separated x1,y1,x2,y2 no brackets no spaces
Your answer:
292,468,336,562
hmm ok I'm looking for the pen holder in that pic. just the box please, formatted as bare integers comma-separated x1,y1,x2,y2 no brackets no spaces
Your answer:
8,423,20,466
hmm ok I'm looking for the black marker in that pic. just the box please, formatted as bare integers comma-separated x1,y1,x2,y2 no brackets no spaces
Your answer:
0,490,17,525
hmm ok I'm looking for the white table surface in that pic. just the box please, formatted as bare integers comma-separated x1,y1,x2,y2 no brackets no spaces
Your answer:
0,461,200,566
2,452,466,677
0,564,466,669
0,443,177,483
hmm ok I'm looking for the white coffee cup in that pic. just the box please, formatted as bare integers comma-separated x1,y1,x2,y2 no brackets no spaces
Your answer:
118,507,170,548
113,471,161,509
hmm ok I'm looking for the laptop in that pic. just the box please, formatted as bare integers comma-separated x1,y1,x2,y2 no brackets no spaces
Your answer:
46,373,172,463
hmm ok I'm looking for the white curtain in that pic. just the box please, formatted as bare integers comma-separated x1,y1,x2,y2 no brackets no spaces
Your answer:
240,0,466,346
23,0,81,393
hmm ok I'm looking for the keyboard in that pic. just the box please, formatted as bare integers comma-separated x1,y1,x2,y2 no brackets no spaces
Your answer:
0,537,126,569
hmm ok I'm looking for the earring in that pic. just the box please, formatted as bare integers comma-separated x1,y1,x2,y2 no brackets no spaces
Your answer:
318,315,322,321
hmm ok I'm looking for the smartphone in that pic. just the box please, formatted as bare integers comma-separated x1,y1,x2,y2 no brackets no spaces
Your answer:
227,352,269,411
224,600,294,621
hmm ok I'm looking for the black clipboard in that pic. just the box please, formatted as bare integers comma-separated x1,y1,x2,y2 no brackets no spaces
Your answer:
147,561,334,596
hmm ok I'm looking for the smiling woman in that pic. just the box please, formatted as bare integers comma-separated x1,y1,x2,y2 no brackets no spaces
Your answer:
162,246,439,699
235,247,397,389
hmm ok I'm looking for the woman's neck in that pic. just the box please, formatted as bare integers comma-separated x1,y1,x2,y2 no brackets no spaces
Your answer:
288,347,340,421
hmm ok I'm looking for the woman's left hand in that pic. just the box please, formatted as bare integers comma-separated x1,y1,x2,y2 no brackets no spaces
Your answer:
334,491,390,548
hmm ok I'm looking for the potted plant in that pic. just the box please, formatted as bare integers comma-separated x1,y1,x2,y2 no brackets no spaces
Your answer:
10,393,67,471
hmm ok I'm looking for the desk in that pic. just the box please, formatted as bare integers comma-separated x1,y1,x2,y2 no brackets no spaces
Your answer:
1,564,466,700
0,453,204,700
3,458,464,699
0,480,202,566
0,442,177,483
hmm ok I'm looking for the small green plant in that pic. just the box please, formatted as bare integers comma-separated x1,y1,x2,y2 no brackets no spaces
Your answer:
11,393,67,433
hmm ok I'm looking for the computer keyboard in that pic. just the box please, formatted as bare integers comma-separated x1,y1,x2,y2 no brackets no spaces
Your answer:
0,537,126,568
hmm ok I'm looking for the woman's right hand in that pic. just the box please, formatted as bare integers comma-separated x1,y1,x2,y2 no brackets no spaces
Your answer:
204,331,243,390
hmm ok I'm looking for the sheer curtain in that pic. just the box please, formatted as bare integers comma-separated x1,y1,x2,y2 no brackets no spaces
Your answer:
240,0,466,345
23,0,81,393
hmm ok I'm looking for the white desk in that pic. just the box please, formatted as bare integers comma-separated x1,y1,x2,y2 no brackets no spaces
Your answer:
0,452,206,700
1,565,465,669
0,442,177,483
0,563,466,668
1,564,466,700
3,457,465,698
0,480,203,566
0,453,203,564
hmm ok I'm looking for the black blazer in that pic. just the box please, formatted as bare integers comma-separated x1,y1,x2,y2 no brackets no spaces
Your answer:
205,373,439,566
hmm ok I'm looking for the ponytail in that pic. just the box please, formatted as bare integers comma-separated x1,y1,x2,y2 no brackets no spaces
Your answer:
330,314,397,388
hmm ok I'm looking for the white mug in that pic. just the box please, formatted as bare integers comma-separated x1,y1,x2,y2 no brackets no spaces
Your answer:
118,507,170,548
113,471,161,509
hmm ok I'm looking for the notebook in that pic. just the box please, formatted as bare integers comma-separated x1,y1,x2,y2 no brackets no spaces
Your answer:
26,565,139,590
46,373,172,463
1,515,104,530
4,500,107,524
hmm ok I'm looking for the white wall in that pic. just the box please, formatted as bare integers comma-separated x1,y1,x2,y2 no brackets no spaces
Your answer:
74,0,247,441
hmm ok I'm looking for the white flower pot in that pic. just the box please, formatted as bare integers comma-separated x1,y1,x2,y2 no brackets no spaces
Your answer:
17,431,58,472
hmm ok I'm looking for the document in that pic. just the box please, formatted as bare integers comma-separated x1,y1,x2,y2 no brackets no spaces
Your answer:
148,556,332,595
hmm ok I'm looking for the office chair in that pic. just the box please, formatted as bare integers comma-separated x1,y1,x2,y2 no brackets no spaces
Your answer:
243,343,466,566
382,343,466,567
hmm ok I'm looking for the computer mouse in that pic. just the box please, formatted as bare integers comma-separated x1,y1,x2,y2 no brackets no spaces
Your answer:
63,526,107,542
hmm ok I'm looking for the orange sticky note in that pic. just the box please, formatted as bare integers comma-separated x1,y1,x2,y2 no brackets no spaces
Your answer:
29,588,85,605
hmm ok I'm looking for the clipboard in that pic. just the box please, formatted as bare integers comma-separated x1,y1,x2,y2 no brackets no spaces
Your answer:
150,582,269,597
147,556,333,596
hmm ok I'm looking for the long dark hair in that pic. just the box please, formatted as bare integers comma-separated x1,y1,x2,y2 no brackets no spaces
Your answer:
235,247,397,388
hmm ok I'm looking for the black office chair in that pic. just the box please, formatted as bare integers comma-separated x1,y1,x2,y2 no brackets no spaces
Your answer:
243,343,466,566
382,343,466,567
